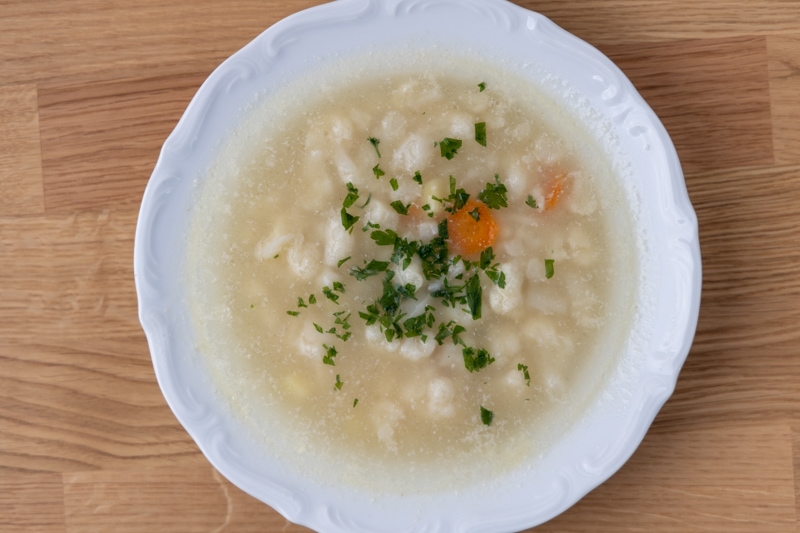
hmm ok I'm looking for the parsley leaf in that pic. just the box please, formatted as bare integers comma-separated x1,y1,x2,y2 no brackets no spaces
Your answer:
390,200,410,215
322,344,337,365
286,310,300,317
413,171,423,185
469,207,480,222
463,347,495,372
517,363,531,386
350,259,390,281
465,273,482,320
478,82,486,92
334,374,343,390
545,258,555,279
390,177,399,191
480,405,493,426
373,163,385,179
368,136,381,158
337,256,351,268
439,137,463,160
322,286,340,304
526,195,538,209
340,207,359,233
343,182,359,208
477,174,508,209
474,122,486,147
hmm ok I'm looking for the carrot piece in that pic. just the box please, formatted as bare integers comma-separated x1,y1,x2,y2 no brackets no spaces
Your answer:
447,200,498,257
544,172,568,210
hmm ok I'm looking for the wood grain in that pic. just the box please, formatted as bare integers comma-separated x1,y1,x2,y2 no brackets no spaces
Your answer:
535,425,797,532
1,0,799,531
0,84,45,216
768,35,800,166
604,36,774,174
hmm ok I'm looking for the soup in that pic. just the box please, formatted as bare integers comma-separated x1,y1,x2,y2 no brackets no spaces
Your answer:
187,53,637,492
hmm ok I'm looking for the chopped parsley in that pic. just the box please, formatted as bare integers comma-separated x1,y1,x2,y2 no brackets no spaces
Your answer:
478,82,486,92
439,137,463,160
526,195,538,209
413,171,423,185
322,344,337,366
334,374,343,390
322,286,340,304
297,297,308,308
353,398,359,407
351,259,391,280
517,363,531,386
474,122,486,147
463,346,494,372
309,294,317,304
390,200,410,215
434,320,466,345
390,177,399,191
314,323,324,333
465,273,482,320
478,174,508,209
286,310,300,317
433,176,470,214
337,256,351,268
373,163,385,179
368,136,381,158
545,258,555,279
468,207,481,222
480,406,493,426
343,182,359,208
340,207,359,234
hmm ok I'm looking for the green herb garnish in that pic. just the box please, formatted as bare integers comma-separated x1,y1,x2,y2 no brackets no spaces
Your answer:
465,273,482,320
390,177,399,191
340,207,360,233
286,310,300,317
343,182,359,208
463,346,494,372
480,406,493,426
478,82,486,92
337,256,351,268
373,163,385,179
517,363,531,386
334,374,344,390
525,195,538,209
353,398,359,407
322,286,340,304
475,122,486,147
468,207,480,222
390,200,410,215
297,297,308,308
368,136,381,158
322,344,337,366
350,259,390,281
309,294,317,305
478,174,508,209
439,137,463,160
413,171,423,185
545,258,555,279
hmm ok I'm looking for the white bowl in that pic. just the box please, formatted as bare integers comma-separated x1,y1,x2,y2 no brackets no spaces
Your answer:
134,0,701,531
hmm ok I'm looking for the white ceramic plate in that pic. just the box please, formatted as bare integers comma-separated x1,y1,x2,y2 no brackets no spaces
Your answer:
134,0,701,531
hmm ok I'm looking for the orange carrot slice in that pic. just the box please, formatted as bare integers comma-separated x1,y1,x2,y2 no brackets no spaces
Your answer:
544,172,568,210
447,199,498,257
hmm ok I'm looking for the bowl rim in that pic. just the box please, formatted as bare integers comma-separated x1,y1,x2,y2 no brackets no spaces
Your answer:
134,0,702,531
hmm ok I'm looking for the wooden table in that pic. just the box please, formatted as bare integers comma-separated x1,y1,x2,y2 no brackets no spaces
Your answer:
2,1,798,531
